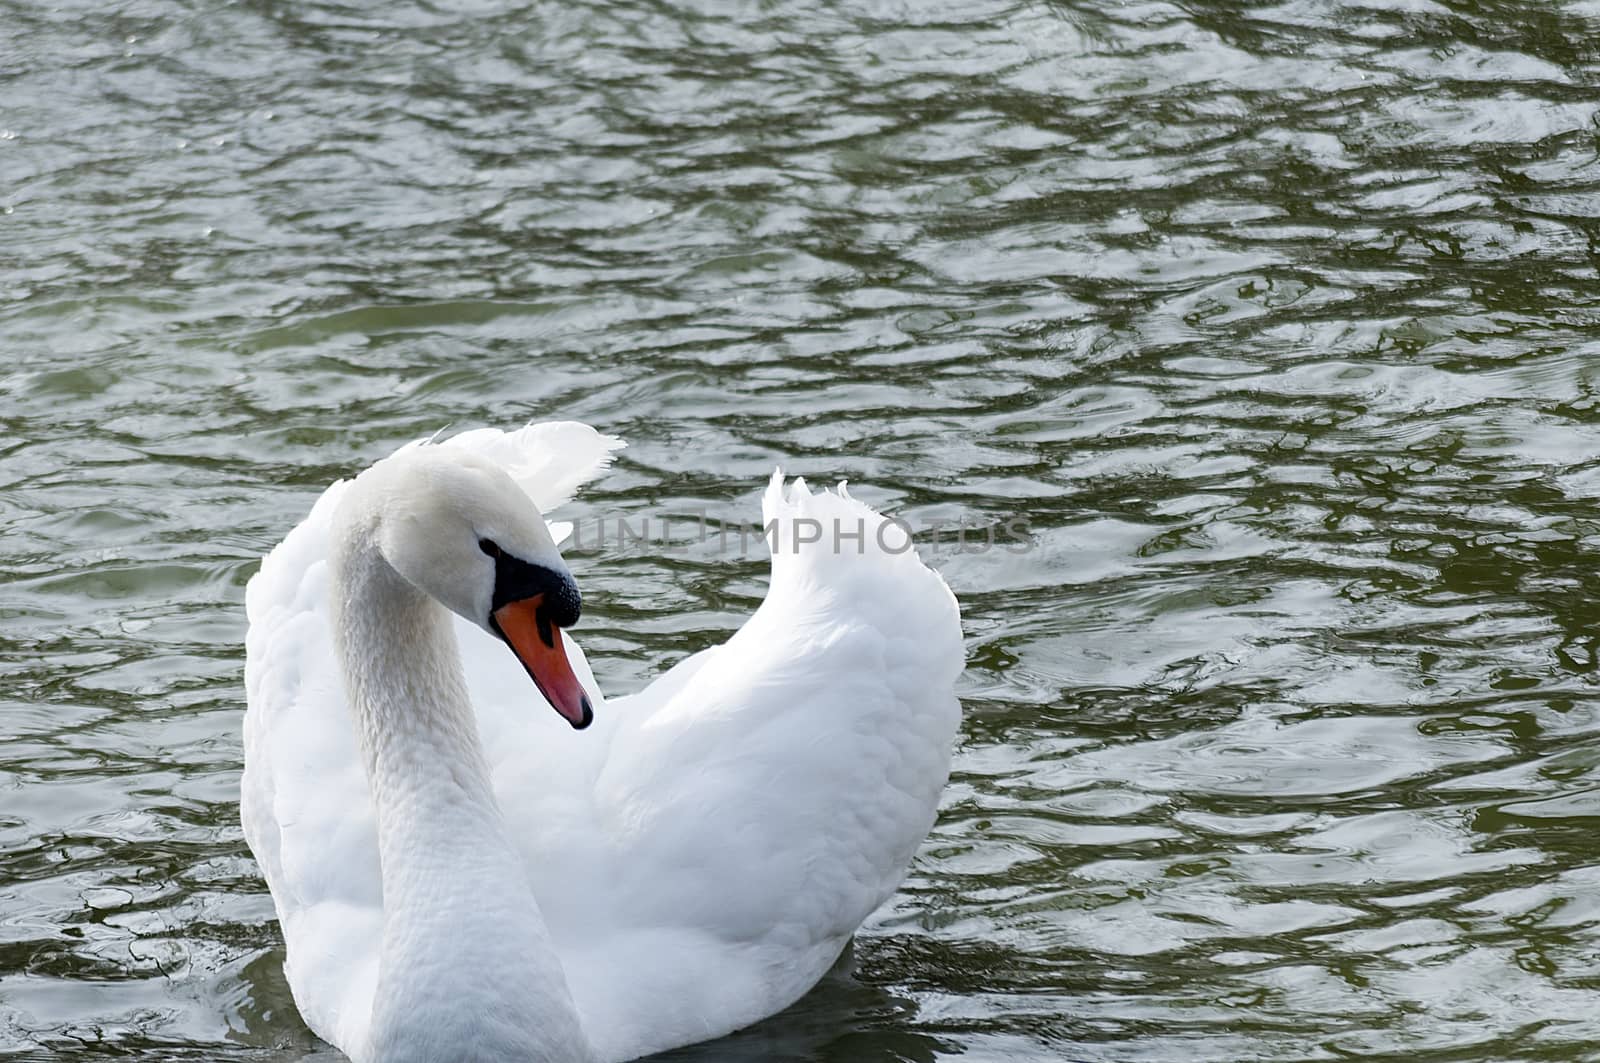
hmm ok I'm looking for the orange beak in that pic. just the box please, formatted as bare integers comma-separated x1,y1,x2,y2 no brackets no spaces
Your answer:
491,595,593,729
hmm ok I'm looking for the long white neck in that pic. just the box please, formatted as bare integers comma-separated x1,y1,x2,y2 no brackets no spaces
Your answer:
331,531,594,1063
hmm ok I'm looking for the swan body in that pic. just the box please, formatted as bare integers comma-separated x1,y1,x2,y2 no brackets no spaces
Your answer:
241,422,963,1062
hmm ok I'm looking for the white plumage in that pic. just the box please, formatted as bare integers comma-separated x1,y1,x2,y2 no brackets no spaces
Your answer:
241,421,963,1062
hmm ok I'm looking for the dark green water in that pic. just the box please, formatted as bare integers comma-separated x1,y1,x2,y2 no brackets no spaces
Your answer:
5,0,1600,1059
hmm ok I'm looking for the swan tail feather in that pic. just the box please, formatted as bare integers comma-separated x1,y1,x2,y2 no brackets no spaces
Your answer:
760,470,964,688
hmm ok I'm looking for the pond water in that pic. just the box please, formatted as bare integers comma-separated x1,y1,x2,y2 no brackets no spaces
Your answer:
6,0,1600,1059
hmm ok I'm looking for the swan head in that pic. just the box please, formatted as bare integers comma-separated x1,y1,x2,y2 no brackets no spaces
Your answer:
337,444,593,729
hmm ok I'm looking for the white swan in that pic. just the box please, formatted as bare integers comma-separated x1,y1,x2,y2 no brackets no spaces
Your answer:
240,421,963,1063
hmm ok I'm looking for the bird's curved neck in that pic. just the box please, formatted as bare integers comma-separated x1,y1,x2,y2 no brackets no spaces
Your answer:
330,534,593,1062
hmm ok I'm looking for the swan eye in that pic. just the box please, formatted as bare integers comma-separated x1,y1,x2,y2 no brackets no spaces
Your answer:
478,538,503,559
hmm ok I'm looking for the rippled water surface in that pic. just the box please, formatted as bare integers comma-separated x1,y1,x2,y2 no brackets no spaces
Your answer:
7,0,1600,1058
